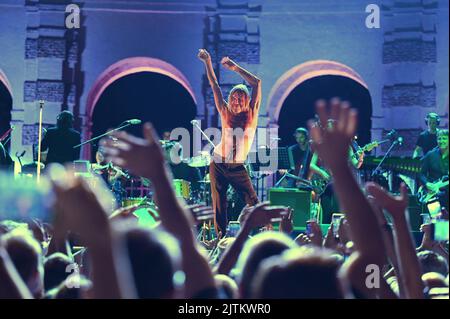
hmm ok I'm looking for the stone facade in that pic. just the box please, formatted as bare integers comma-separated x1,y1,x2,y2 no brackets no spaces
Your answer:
8,0,84,155
0,0,448,164
376,0,445,156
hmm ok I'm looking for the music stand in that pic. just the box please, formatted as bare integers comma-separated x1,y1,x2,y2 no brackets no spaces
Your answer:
248,147,292,172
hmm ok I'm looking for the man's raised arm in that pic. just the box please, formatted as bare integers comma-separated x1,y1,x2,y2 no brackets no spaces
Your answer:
221,57,261,110
198,49,225,112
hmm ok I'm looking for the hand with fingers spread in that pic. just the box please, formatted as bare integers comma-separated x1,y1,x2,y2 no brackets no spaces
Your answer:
308,98,358,172
101,123,167,181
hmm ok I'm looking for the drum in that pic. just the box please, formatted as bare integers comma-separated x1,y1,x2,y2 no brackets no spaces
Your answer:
173,179,191,200
122,197,148,207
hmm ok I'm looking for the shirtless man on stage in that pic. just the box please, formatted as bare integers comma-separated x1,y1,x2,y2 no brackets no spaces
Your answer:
198,48,261,237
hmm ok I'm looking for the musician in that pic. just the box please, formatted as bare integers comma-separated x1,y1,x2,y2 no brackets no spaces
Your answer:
41,110,81,165
309,117,364,183
308,107,365,223
198,48,261,237
279,127,312,188
93,146,128,205
413,112,440,159
419,129,449,209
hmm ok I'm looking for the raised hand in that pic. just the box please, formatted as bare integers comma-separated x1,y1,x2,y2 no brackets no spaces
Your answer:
365,182,409,222
51,170,112,245
220,56,238,71
337,218,351,245
197,49,211,62
279,208,294,234
418,223,435,251
307,220,323,247
295,233,312,246
101,122,166,181
242,202,289,231
308,98,358,171
109,204,140,222
323,225,339,250
185,204,214,225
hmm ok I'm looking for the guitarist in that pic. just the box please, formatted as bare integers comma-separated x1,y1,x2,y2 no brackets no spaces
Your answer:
419,129,449,209
308,101,370,222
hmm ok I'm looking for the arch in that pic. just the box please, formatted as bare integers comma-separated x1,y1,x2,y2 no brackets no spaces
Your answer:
82,57,197,159
0,68,13,156
0,68,13,98
267,60,369,125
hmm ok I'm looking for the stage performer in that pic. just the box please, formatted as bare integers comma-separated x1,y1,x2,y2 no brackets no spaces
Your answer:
198,48,261,237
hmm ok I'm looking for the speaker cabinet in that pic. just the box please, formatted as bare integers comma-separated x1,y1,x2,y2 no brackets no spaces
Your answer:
268,188,311,230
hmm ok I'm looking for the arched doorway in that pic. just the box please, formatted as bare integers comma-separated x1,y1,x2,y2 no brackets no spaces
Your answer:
267,60,372,147
0,69,13,150
83,57,197,160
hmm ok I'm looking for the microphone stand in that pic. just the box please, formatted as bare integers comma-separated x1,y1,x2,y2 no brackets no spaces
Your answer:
191,120,215,148
371,139,402,192
73,121,135,149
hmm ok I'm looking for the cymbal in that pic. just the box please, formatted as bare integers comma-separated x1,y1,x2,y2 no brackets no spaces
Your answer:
188,153,211,167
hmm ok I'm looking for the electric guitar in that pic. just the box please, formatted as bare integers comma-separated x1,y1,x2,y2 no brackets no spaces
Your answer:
417,176,449,204
309,139,387,195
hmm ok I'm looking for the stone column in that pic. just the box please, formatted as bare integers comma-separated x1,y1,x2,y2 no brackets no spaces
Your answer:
377,0,438,156
12,0,84,162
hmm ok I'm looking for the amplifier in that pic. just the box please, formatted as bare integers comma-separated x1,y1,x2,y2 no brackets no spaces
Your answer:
268,187,311,230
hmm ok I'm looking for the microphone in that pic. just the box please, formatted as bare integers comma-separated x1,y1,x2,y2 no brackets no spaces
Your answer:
125,119,141,125
396,136,403,145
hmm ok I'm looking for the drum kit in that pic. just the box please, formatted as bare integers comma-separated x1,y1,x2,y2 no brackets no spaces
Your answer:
69,150,215,225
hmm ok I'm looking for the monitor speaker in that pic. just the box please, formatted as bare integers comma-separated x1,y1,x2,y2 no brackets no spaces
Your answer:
268,188,311,230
